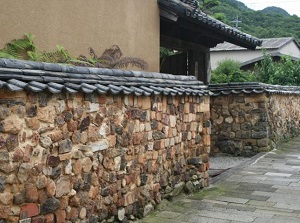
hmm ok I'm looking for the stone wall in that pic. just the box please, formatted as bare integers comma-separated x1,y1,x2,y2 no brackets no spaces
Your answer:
268,94,300,143
211,93,269,157
211,91,300,157
0,89,210,222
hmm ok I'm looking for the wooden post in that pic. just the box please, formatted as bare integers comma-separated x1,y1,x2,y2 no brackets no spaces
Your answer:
188,49,210,84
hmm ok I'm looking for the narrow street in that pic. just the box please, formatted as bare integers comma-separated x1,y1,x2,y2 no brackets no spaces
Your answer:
139,137,300,223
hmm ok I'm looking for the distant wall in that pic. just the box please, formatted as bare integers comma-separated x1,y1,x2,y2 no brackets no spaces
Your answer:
0,90,210,222
211,90,300,156
0,0,160,72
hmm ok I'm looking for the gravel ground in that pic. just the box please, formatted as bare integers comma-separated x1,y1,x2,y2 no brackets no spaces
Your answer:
209,155,251,170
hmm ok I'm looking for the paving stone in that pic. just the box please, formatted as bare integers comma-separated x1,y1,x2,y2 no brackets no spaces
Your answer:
213,203,256,212
225,193,269,201
246,200,276,207
214,196,249,204
141,137,300,223
273,202,300,211
178,215,230,223
193,210,256,222
264,172,292,177
156,211,182,219
254,209,299,218
253,216,300,223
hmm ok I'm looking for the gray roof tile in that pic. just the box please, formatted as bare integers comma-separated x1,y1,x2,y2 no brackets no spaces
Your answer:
209,82,300,96
0,58,211,96
158,0,262,49
211,37,299,52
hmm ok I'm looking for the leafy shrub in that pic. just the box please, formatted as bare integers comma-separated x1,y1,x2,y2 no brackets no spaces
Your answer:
211,59,256,83
0,34,148,70
255,52,300,86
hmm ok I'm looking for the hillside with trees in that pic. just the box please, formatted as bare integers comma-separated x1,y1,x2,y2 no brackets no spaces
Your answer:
207,0,300,40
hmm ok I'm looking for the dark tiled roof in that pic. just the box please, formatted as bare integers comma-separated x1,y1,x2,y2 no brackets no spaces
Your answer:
211,37,299,52
0,58,211,96
240,52,299,68
209,82,300,96
158,0,262,49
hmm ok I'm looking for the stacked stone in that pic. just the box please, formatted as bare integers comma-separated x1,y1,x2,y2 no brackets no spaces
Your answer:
211,93,270,157
268,94,300,144
0,89,210,222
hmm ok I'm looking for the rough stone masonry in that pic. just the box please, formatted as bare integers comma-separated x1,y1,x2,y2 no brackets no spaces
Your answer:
0,89,210,222
210,84,300,157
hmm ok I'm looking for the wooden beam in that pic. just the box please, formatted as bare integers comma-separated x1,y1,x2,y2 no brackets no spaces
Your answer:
160,8,178,22
161,34,210,52
161,20,222,48
187,50,210,84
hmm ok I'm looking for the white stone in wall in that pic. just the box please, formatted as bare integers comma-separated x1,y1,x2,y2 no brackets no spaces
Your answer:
134,120,140,133
140,123,145,132
90,140,109,152
99,123,108,137
55,100,66,114
148,142,154,151
225,116,234,124
145,123,151,131
169,115,176,127
114,156,121,171
88,103,100,113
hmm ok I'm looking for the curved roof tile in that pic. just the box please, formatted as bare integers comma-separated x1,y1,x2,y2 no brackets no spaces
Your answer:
209,82,300,96
0,58,211,97
158,0,262,49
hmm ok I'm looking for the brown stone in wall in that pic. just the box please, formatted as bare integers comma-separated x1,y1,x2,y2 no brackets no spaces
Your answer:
0,115,23,134
67,120,78,132
49,130,63,142
47,156,60,167
44,213,55,223
124,191,136,206
0,206,9,219
66,207,79,221
25,183,39,202
37,106,56,123
46,179,56,197
55,209,66,223
31,216,45,223
0,91,210,222
26,117,40,130
56,176,71,198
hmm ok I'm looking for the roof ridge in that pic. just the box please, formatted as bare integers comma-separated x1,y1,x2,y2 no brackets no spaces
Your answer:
0,58,210,96
209,82,300,96
211,37,297,51
158,0,262,49
0,58,197,82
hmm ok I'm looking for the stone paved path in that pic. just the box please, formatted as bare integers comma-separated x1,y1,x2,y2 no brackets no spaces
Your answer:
138,137,300,223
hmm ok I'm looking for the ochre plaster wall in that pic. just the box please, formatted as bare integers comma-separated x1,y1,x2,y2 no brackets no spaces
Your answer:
0,0,160,71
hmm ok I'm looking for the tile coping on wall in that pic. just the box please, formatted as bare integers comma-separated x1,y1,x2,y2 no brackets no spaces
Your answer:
0,58,211,96
209,82,300,96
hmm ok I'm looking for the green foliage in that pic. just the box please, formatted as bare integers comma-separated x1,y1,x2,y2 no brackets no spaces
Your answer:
27,45,71,63
261,6,289,16
213,13,226,22
211,59,256,83
0,33,35,59
0,35,148,70
197,0,220,13
212,53,300,86
210,0,300,41
255,53,300,85
160,47,175,58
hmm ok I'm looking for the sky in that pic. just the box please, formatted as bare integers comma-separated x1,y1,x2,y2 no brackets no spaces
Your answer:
238,0,300,17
